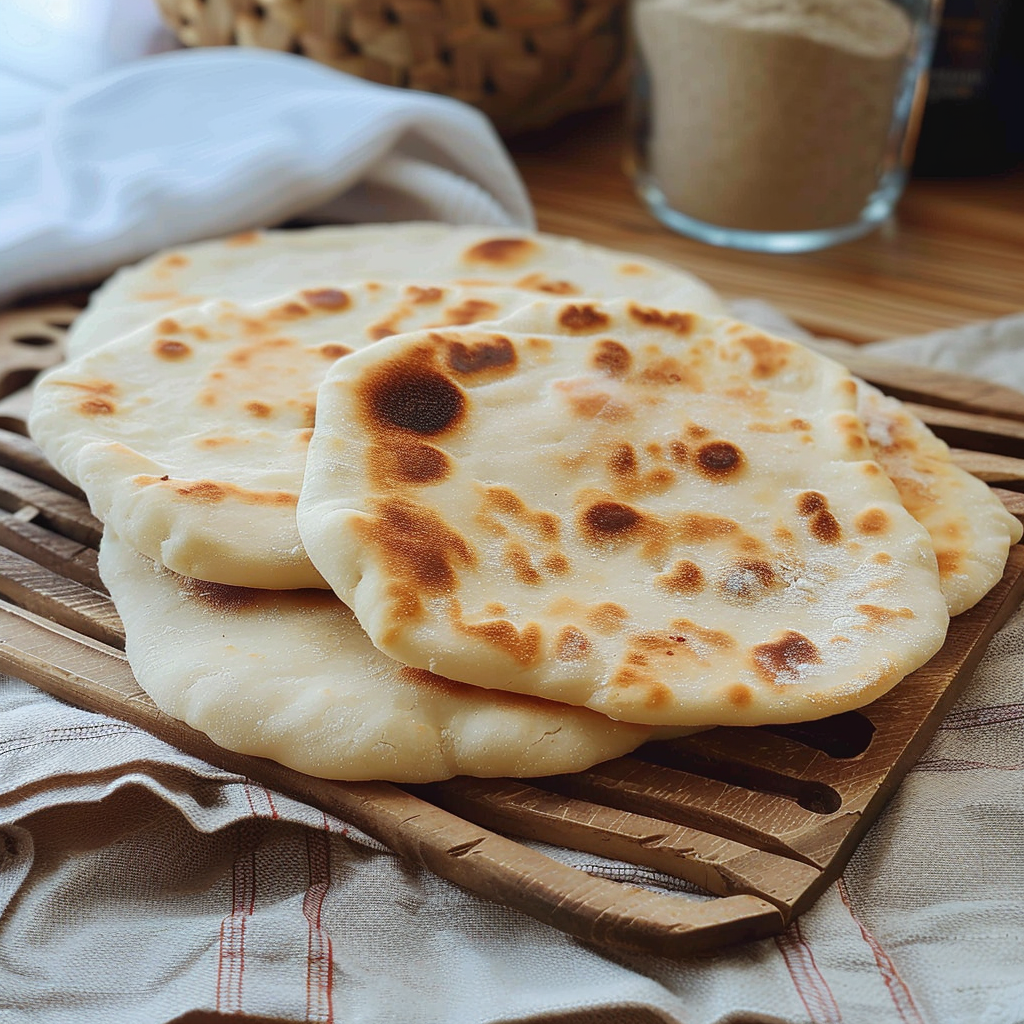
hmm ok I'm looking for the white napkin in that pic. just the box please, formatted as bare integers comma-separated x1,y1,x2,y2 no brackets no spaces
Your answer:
0,37,534,306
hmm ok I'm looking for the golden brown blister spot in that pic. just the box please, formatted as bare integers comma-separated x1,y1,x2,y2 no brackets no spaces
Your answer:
627,304,694,334
718,560,784,603
406,285,444,304
196,436,237,449
515,273,578,295
226,337,295,367
873,551,893,565
157,318,182,334
591,339,631,377
504,542,543,585
749,418,806,434
587,602,629,634
542,552,570,576
484,602,507,616
579,498,670,562
774,525,796,545
463,238,538,266
638,354,701,390
558,304,611,332
726,683,753,708
795,491,842,544
78,398,116,415
579,500,643,544
557,382,632,422
855,508,890,535
670,618,736,651
442,299,501,326
368,322,398,341
372,440,451,487
739,333,793,378
686,424,711,439
482,486,561,542
383,583,425,633
59,378,118,397
936,549,961,577
319,343,351,360
608,442,638,478
134,476,298,507
797,491,828,516
483,484,528,517
298,428,314,444
299,402,317,429
619,263,650,275
609,664,674,710
245,401,272,418
695,440,745,481
669,441,689,465
359,348,466,437
750,631,822,684
446,335,515,376
456,613,542,666
811,510,842,545
154,339,192,361
676,513,738,543
157,253,189,273
856,604,915,630
271,301,310,321
226,230,260,246
555,626,592,662
302,288,351,311
657,559,705,595
629,630,695,661
837,412,869,454
357,497,476,598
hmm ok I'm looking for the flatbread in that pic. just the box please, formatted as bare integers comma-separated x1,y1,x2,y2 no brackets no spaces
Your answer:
98,530,658,781
31,282,593,589
66,223,726,356
297,298,950,727
858,381,1022,615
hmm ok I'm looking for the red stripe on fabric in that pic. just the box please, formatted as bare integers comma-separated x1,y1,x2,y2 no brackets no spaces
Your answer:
263,787,279,820
939,702,1024,730
837,878,924,1024
775,919,843,1024
216,822,260,1014
304,826,334,1023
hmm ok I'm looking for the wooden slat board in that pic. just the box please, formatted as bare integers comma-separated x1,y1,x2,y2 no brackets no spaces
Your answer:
1,303,1023,956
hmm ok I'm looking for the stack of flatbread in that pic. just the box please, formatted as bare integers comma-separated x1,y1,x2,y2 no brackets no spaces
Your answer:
28,224,1022,783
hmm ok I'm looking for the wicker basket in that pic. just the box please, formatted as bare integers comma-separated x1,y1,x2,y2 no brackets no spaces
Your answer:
154,0,630,134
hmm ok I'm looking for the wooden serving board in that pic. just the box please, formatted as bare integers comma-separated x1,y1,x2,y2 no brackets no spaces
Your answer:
2,299,1023,957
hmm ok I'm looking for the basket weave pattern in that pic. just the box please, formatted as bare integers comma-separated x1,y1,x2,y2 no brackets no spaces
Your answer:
155,0,629,134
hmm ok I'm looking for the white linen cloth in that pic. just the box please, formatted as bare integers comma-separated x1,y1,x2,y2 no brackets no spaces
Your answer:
1,312,1022,1024
0,6,534,306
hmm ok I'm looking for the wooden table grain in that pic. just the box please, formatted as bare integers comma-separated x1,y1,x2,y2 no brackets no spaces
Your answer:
510,109,1024,345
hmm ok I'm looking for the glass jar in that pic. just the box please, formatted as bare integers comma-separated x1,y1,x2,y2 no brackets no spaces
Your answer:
629,0,943,253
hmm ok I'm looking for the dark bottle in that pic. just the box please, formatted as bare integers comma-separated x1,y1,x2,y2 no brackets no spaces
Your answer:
913,0,1024,176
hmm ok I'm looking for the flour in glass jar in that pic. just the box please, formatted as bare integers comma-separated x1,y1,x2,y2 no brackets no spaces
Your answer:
632,0,914,232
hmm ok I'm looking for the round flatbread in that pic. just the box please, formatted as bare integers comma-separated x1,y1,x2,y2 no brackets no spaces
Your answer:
66,223,725,356
297,298,950,727
857,380,1022,615
98,531,657,782
31,282,602,588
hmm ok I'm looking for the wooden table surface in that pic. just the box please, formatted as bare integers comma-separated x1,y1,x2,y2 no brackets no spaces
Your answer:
509,109,1024,345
